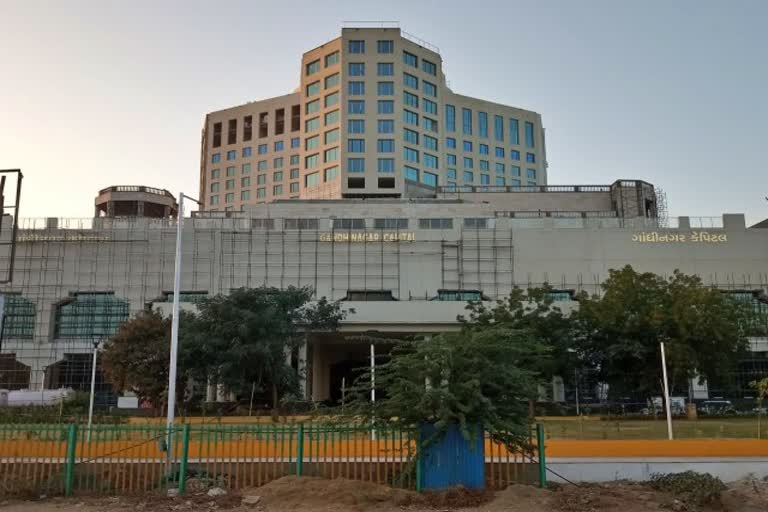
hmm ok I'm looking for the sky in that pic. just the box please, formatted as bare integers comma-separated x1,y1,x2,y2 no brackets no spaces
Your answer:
0,0,766,224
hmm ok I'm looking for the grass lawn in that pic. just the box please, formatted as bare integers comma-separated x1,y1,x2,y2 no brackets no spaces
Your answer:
540,416,768,439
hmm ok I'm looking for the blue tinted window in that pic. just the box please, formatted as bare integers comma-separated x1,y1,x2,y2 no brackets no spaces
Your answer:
510,150,520,161
377,81,394,95
227,150,236,160
511,179,521,187
242,147,252,157
446,137,456,148
404,147,419,163
348,139,365,152
479,160,489,171
511,165,521,176
378,158,395,173
463,157,473,168
526,153,536,163
423,99,437,115
509,118,519,144
348,158,365,173
447,168,457,179
258,144,268,154
348,100,365,114
423,135,438,151
404,166,419,181
494,115,504,141
446,104,456,132
423,117,437,132
462,108,472,134
404,72,418,89
377,40,394,53
496,176,505,186
422,59,437,76
403,51,418,67
479,144,489,155
377,139,395,152
291,137,300,148
348,119,365,133
404,91,419,108
348,63,365,76
212,153,221,163
378,100,394,114
478,112,488,138
403,109,419,126
495,147,504,158
422,171,438,186
349,40,365,53
447,154,457,165
423,81,437,97
495,162,505,174
527,168,537,179
423,153,438,169
377,62,394,76
480,174,490,185
463,171,474,182
463,140,473,152
348,81,365,95
378,119,394,133
404,128,419,144
525,121,535,147
274,141,284,152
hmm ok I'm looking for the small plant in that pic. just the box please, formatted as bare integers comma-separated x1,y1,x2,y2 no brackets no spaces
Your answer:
649,471,726,505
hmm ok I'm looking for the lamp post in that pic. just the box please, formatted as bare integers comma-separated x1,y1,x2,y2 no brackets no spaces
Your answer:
86,338,101,442
166,193,200,463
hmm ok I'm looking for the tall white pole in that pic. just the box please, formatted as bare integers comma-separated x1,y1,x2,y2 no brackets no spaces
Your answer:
166,193,184,459
660,342,674,440
87,340,98,442
370,343,376,440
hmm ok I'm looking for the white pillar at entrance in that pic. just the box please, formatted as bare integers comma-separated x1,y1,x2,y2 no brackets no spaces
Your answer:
206,378,216,402
216,383,227,402
298,342,308,399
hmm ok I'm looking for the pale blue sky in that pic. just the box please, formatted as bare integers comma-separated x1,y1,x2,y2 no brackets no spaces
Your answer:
1,0,766,224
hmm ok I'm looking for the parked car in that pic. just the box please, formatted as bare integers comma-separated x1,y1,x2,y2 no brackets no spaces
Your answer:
697,400,737,416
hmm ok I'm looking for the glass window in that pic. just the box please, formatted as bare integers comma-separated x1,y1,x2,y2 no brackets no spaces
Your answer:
423,98,437,115
446,104,456,132
511,165,521,176
424,117,435,134
257,173,267,184
257,160,267,171
325,110,339,125
377,81,394,95
479,160,489,170
377,100,394,114
349,40,365,53
403,72,418,89
324,166,339,181
423,135,438,151
495,162,505,174
374,218,408,229
290,182,299,193
526,152,536,163
54,292,129,338
347,158,365,173
325,51,339,67
305,117,320,132
404,128,419,144
422,59,437,75
418,218,453,229
377,62,394,76
422,171,438,186
403,51,418,67
305,135,319,150
463,157,473,168
305,153,319,168
273,185,282,195
404,91,419,108
324,91,339,107
226,166,236,176
324,147,338,162
463,140,473,152
446,137,456,148
423,153,438,169
211,153,221,163
290,168,300,179
511,178,521,187
478,111,488,138
273,171,283,182
495,147,504,158
306,81,320,96
403,109,419,126
348,139,365,152
305,99,320,114
377,119,394,133
377,158,395,173
306,59,320,75
422,80,437,97
210,182,219,193
348,100,365,114
325,73,339,88
404,165,419,181
447,168,457,179
510,150,520,161
377,40,394,53
348,62,365,76
273,157,283,168
479,144,489,155
209,195,219,205
496,176,505,186
463,170,474,182
258,144,268,154
241,189,251,200
377,139,394,152
403,146,419,163
254,188,265,199
464,218,490,229
509,118,519,144
525,121,535,147
211,168,220,178
494,115,504,141
324,128,339,144
348,119,365,133
348,81,365,95
290,154,300,165
225,192,234,203
226,150,236,160
527,168,537,179
274,140,284,152
447,154,456,165
480,174,490,185
305,172,320,187
291,137,301,148
242,146,252,157
462,108,472,134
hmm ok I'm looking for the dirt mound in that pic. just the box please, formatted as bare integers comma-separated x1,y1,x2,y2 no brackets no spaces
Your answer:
721,477,768,512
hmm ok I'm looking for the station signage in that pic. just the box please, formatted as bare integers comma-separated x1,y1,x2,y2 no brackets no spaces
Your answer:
631,231,727,244
18,234,112,242
319,232,416,243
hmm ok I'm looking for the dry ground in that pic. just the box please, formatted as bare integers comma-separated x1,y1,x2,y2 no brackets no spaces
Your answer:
1,475,766,512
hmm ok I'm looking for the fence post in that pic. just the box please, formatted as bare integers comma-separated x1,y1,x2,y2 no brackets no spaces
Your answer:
415,436,422,492
64,424,78,497
536,423,546,489
296,424,304,476
178,424,191,494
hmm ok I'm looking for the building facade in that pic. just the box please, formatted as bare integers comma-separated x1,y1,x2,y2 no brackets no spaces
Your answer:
200,26,547,211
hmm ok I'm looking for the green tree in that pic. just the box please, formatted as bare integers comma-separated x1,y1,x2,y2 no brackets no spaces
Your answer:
184,286,348,409
345,326,545,449
576,265,751,401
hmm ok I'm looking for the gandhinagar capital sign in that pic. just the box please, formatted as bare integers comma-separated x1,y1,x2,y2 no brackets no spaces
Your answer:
320,232,416,243
632,231,727,243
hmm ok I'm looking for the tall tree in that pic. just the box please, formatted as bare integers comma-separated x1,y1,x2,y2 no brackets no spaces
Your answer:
576,265,752,401
184,286,348,408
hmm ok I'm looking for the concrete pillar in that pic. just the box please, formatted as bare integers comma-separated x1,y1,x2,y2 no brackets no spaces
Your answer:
206,378,216,402
137,201,145,217
216,383,227,402
298,341,308,399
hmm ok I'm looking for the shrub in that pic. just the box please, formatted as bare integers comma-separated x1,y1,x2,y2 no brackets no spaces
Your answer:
649,471,726,505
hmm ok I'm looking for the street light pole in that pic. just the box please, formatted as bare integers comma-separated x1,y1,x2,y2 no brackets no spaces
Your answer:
87,339,100,442
165,193,200,463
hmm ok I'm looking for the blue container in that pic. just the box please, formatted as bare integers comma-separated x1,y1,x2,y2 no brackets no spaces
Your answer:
419,423,485,490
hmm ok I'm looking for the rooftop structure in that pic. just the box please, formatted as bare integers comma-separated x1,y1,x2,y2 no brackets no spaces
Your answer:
95,186,177,219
